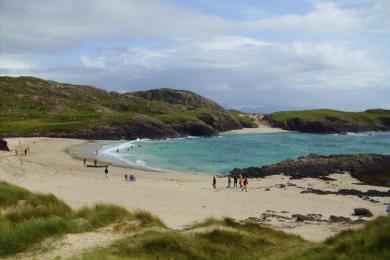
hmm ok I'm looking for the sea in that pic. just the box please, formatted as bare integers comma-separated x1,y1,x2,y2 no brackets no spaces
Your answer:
101,131,390,175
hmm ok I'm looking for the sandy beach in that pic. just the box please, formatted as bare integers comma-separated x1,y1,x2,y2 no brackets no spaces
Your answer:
1,137,388,242
227,115,287,134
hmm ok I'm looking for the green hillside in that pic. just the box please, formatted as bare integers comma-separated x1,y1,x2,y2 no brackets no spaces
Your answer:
0,76,254,138
1,181,389,259
266,109,390,133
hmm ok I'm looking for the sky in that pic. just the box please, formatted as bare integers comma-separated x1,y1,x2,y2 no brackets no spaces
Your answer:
0,0,389,112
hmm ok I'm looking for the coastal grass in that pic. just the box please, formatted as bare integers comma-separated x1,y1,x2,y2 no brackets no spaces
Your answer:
77,216,390,260
0,181,164,257
2,180,390,259
290,216,390,260
268,109,390,127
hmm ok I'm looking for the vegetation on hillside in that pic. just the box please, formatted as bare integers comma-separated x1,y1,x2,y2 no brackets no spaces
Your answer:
266,109,390,133
1,181,389,259
0,76,252,138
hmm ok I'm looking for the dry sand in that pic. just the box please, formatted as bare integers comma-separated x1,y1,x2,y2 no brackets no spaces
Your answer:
227,114,287,134
1,137,388,242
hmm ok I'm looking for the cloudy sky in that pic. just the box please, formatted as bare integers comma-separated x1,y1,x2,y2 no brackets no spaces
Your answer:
1,0,389,112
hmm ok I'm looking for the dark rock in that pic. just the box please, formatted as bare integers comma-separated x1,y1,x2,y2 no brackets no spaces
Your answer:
329,215,352,223
319,176,336,181
261,213,292,220
50,116,180,140
231,154,390,187
265,188,270,191
353,208,373,217
0,138,10,151
301,188,390,198
173,121,218,137
292,214,316,222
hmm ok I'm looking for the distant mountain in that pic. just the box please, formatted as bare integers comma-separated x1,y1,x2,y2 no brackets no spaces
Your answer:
0,76,256,139
265,109,390,134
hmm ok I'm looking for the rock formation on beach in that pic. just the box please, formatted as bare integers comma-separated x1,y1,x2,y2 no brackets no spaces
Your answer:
0,138,10,151
231,154,390,187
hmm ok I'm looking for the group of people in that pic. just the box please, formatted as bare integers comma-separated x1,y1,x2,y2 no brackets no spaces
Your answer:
82,158,137,181
213,175,248,192
124,174,136,182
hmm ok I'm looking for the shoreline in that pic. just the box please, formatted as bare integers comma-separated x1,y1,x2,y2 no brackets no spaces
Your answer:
1,137,388,242
66,126,288,174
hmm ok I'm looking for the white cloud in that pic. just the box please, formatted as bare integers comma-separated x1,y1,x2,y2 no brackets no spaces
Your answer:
199,36,271,50
0,54,37,70
0,0,389,110
243,2,361,32
79,55,105,68
76,38,386,92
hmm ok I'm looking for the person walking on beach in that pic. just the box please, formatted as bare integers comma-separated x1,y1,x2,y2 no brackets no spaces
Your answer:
227,175,231,188
94,159,97,167
242,178,248,192
233,176,237,187
104,167,108,178
239,175,243,189
212,176,216,190
83,158,86,167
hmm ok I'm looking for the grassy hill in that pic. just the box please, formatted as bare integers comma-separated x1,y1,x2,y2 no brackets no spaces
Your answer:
0,76,255,139
266,109,390,133
1,181,389,259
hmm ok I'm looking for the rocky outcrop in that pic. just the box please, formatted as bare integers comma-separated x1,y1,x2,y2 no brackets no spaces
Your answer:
301,188,390,197
49,116,222,140
266,117,378,134
173,121,217,137
198,113,242,131
0,138,10,151
49,117,180,140
230,154,390,186
265,109,390,134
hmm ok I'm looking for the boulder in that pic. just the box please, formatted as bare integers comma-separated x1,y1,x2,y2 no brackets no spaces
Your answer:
292,214,315,222
329,215,352,223
0,138,10,151
353,208,373,217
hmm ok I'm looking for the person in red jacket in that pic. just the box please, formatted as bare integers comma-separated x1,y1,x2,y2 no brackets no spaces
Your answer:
242,178,248,192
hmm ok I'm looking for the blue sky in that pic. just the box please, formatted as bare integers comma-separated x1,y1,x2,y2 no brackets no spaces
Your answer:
0,0,389,112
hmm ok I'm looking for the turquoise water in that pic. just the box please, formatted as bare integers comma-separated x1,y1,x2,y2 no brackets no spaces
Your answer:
110,132,390,174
